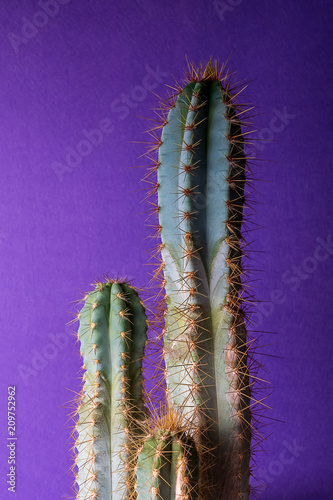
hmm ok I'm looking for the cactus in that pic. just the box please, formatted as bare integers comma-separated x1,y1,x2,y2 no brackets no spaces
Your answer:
148,61,252,498
73,280,148,499
71,61,255,500
136,428,199,499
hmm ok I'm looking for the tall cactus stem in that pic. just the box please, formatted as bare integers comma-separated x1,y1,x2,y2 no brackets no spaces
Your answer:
152,61,252,498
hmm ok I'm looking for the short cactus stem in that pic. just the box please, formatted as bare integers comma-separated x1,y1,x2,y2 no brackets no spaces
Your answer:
74,280,148,499
136,428,199,499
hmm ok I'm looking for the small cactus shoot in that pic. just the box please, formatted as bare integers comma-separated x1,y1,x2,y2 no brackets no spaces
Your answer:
136,429,199,500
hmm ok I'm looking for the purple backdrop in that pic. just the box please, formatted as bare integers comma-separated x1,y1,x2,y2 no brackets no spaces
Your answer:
0,1,332,499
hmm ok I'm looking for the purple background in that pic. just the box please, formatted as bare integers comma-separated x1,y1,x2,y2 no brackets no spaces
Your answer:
0,1,332,499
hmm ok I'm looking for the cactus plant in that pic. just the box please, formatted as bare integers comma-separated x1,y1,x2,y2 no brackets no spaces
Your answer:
136,428,199,499
71,60,255,500
73,280,148,499
149,61,251,498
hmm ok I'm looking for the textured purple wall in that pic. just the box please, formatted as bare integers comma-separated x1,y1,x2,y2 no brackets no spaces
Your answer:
0,1,332,499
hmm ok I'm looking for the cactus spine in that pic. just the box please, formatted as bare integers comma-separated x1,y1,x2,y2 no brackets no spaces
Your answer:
74,280,148,499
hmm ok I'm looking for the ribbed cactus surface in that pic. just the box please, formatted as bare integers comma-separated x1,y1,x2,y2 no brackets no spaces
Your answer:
74,280,147,499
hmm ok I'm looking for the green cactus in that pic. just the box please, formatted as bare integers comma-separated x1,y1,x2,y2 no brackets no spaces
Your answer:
136,428,199,500
73,280,148,499
72,61,254,500
149,61,251,498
